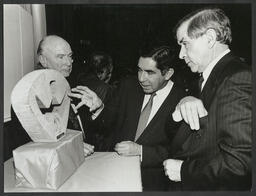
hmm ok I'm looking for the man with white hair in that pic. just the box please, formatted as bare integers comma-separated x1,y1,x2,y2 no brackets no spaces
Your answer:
37,35,95,156
163,8,252,190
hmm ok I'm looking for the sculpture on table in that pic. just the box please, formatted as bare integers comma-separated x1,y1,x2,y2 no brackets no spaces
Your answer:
10,69,84,190
11,69,70,142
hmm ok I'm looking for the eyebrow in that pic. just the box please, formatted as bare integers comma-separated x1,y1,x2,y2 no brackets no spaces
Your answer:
178,37,184,45
56,52,73,57
138,66,156,73
56,54,65,57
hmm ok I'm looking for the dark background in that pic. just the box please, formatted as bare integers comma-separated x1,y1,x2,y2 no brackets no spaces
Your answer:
45,3,251,87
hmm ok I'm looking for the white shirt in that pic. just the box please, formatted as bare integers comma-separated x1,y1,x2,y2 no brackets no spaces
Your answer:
141,80,174,126
201,49,230,90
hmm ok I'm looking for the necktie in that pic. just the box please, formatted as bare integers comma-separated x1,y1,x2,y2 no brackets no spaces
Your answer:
135,93,156,141
198,73,204,93
69,104,86,140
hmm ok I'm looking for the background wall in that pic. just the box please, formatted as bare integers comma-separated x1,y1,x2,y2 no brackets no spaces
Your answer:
3,4,47,122
4,5,35,122
3,4,47,161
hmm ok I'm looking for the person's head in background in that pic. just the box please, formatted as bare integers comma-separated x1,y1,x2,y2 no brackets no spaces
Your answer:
175,7,232,73
89,52,113,83
138,45,175,94
37,35,73,77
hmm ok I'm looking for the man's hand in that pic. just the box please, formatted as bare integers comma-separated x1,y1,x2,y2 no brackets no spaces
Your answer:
114,141,141,156
83,142,94,157
68,86,103,112
163,159,183,182
172,96,208,130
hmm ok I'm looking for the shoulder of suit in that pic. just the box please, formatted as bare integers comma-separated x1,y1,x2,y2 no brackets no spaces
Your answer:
220,55,251,79
171,82,187,97
119,75,139,87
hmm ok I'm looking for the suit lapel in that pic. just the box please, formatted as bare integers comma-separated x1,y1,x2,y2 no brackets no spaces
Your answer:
171,53,237,157
134,87,145,123
201,52,234,110
136,84,178,141
127,82,145,140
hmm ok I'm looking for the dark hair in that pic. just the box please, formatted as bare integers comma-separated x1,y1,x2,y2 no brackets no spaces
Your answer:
89,51,113,74
174,7,232,45
140,46,175,75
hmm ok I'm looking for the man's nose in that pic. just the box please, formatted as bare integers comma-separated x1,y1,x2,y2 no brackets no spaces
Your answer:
138,72,146,82
64,56,73,65
179,46,186,59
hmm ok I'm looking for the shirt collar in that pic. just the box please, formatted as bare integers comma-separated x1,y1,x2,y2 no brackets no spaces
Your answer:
145,80,173,98
155,80,173,97
202,49,230,88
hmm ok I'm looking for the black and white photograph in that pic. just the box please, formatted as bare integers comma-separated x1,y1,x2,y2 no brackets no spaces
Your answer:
2,0,255,194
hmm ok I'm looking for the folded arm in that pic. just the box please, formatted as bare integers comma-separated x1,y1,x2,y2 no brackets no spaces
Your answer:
172,96,208,130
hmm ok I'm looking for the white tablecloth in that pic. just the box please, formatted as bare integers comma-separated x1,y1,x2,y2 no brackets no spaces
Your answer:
4,152,142,192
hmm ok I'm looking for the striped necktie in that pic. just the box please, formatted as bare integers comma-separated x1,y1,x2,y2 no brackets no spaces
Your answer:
198,73,204,93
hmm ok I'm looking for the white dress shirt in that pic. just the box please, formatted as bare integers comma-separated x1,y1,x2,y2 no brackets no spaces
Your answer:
141,80,174,126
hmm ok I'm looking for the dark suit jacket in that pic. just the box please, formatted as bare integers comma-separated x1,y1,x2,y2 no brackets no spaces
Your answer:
97,76,185,190
169,53,252,190
75,72,116,149
77,72,114,103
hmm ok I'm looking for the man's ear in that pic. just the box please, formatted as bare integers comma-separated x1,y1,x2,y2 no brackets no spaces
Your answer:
164,68,174,80
38,55,47,68
205,28,217,48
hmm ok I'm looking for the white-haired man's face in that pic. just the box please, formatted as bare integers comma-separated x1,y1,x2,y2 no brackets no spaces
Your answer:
39,37,73,77
176,21,212,73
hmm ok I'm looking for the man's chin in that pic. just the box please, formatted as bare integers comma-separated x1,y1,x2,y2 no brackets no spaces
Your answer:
187,64,198,73
142,88,153,94
62,71,71,77
189,67,198,73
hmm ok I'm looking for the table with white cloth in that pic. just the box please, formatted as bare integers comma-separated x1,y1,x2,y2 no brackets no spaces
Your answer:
4,152,142,192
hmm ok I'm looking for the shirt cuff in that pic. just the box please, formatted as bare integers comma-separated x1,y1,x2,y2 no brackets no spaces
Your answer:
91,103,104,120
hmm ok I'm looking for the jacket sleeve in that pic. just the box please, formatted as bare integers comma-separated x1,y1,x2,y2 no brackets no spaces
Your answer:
142,144,170,167
142,120,182,167
93,78,126,131
180,70,252,190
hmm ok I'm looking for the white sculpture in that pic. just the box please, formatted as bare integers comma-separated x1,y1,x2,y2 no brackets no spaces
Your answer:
11,69,70,142
11,69,84,190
